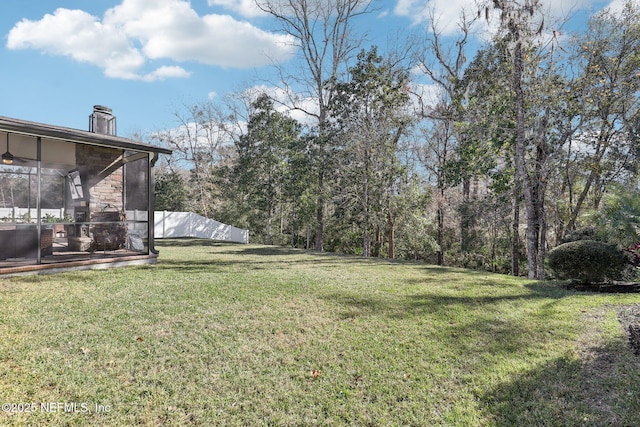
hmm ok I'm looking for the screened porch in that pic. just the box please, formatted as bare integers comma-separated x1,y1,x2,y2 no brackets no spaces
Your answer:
0,115,171,275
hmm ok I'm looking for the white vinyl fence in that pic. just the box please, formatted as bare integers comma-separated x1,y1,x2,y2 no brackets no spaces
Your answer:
0,208,248,244
154,211,249,244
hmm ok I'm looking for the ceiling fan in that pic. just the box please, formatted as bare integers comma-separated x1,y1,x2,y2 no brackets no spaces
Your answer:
2,133,33,166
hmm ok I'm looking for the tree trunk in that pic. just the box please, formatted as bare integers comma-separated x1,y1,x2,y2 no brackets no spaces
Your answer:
266,215,272,245
534,113,550,280
460,177,471,252
566,169,595,232
537,208,547,280
387,212,395,259
437,200,444,266
315,166,324,252
512,186,520,277
566,129,610,232
533,167,547,280
363,153,370,257
266,198,273,245
291,207,296,247
513,39,538,279
373,224,381,257
363,232,370,257
491,218,498,273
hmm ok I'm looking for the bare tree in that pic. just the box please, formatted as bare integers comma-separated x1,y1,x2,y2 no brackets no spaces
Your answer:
482,0,547,279
413,8,478,265
152,100,239,217
255,0,373,251
564,1,640,233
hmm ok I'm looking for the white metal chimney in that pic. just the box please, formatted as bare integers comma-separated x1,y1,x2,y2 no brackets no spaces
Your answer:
89,105,117,136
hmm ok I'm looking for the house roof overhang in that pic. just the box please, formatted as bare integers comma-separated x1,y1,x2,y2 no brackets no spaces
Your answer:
0,116,172,155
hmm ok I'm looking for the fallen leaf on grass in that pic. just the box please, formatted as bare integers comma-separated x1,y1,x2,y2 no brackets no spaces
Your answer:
136,336,145,342
310,369,321,379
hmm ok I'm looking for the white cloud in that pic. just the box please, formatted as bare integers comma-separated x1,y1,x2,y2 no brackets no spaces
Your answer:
142,66,191,82
394,0,414,17
394,0,482,33
408,82,442,116
207,0,266,18
604,0,628,14
6,0,296,81
7,8,146,80
245,84,320,126
393,0,602,35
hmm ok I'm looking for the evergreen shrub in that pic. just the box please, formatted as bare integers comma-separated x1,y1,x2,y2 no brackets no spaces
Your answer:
547,240,629,284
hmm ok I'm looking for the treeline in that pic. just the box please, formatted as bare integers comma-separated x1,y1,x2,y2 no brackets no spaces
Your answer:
152,0,640,279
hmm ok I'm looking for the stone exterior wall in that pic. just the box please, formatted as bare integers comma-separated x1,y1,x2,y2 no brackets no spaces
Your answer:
76,144,124,213
74,144,128,250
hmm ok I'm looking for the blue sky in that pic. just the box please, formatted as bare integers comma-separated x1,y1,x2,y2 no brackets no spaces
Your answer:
0,0,627,139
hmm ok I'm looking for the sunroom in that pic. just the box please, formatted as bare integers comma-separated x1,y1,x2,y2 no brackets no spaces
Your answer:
0,107,172,276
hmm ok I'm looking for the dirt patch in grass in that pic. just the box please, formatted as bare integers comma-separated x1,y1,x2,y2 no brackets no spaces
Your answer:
579,304,640,372
578,303,640,361
563,283,640,354
617,304,640,356
572,305,640,423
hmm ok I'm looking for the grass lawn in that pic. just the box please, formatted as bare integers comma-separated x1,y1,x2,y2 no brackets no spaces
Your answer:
1,239,639,426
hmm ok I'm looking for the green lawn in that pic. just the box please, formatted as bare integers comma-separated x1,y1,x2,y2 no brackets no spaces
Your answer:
1,239,639,426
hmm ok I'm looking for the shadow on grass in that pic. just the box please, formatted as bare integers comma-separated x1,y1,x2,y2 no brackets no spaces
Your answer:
155,238,235,247
158,242,394,271
323,282,569,319
322,286,639,425
480,340,640,426
157,239,311,255
149,255,336,276
321,288,562,357
207,242,409,264
215,245,309,257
